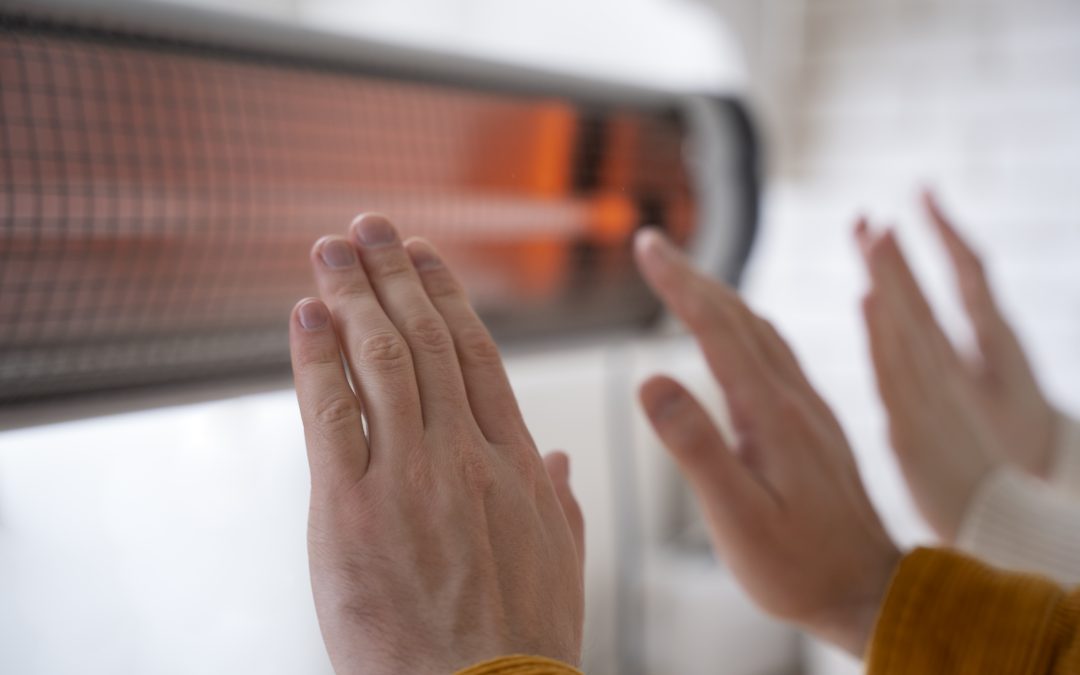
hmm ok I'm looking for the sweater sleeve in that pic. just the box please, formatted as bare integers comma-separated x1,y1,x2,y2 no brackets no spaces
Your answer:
866,547,1080,675
956,467,1080,586
1048,412,1080,497
454,656,583,675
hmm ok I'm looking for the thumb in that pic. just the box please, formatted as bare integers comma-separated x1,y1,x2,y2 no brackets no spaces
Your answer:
638,375,770,537
544,451,586,571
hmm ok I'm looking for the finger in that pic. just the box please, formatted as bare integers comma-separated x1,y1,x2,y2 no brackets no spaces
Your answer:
855,221,926,400
923,190,1019,368
289,298,368,489
639,375,772,526
544,451,585,570
754,317,842,432
634,229,777,429
864,230,960,373
853,215,874,261
924,190,997,318
311,234,423,452
350,214,471,429
861,291,917,411
405,237,528,444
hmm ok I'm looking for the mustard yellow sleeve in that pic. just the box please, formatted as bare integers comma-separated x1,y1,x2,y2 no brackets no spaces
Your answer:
454,655,583,675
867,547,1080,674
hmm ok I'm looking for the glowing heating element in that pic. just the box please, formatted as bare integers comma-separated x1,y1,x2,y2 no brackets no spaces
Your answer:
0,16,698,403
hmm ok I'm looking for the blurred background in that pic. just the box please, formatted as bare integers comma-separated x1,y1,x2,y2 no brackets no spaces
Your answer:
1,0,1078,673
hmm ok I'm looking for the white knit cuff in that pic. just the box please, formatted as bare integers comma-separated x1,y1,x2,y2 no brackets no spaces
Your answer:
1048,411,1080,496
956,466,1080,586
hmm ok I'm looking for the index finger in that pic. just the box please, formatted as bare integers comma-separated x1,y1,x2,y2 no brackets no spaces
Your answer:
923,190,1005,335
634,229,777,430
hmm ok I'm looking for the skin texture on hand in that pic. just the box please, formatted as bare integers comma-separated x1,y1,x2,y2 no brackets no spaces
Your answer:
634,229,901,658
288,215,585,674
856,191,1057,539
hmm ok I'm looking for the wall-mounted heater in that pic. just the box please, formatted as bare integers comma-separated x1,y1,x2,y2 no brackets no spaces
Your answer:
0,0,758,424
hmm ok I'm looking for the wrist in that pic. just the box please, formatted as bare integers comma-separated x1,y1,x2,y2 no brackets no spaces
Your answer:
806,541,902,658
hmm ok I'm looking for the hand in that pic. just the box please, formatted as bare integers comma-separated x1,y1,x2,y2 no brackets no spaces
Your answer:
922,191,1057,478
855,219,999,540
288,214,585,674
633,229,900,657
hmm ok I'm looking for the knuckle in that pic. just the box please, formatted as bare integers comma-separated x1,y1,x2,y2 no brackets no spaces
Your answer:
294,342,339,370
404,314,453,353
357,330,411,371
458,326,502,367
424,273,462,300
507,449,540,486
332,278,374,303
457,444,497,495
374,255,415,282
311,394,360,430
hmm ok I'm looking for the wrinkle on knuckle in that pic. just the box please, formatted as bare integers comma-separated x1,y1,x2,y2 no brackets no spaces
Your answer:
357,330,410,372
457,445,496,496
404,314,453,353
374,256,414,282
333,280,373,304
458,326,502,367
295,346,339,370
311,394,360,431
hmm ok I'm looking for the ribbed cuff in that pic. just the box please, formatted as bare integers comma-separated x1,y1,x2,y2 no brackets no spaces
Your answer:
957,467,1080,585
866,547,1070,674
454,655,583,675
1048,412,1080,496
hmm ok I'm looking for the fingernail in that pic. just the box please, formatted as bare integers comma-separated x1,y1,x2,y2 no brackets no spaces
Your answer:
319,238,356,268
407,242,442,271
353,215,397,247
298,300,329,331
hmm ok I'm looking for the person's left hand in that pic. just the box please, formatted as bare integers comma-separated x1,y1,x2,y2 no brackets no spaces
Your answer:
289,215,585,674
856,218,999,540
921,192,1058,479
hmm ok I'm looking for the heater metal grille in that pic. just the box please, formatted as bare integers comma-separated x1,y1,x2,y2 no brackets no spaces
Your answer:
0,6,755,411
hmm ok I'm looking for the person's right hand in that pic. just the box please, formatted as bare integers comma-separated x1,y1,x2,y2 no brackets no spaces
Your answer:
634,229,901,658
289,214,585,675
